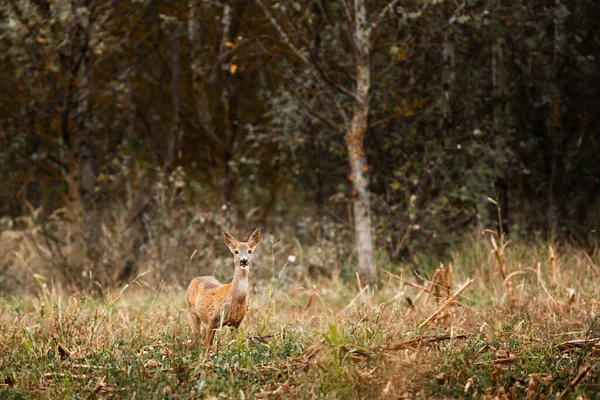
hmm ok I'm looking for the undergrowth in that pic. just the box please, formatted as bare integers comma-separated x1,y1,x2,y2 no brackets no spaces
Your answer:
1,237,599,399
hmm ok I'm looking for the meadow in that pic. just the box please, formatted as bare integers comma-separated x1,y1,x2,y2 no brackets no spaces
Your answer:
1,236,599,399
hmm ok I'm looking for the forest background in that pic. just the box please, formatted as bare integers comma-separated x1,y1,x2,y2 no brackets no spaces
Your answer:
1,0,599,292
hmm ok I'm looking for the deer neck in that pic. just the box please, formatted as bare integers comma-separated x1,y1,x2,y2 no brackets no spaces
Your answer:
230,265,249,299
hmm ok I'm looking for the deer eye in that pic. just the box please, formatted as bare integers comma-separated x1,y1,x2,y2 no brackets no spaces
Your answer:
248,250,252,254
234,250,239,254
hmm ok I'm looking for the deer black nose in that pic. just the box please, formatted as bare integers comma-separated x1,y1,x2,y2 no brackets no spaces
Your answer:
240,258,248,265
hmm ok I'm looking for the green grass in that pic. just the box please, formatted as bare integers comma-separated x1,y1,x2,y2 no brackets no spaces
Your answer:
1,239,600,398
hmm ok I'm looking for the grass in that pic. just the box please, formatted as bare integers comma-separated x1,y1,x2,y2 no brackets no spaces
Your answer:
1,238,599,399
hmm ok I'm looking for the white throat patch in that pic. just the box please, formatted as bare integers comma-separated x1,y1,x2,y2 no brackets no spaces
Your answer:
237,277,248,293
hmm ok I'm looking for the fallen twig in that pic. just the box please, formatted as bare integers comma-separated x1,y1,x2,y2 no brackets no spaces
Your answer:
559,365,592,399
374,333,468,352
555,338,600,352
43,373,88,379
242,332,281,344
71,364,102,369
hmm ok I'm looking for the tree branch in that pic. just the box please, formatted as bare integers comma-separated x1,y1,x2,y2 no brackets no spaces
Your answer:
258,1,350,126
256,0,311,65
369,0,401,39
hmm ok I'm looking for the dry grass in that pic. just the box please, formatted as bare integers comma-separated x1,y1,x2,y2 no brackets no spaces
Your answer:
1,231,600,398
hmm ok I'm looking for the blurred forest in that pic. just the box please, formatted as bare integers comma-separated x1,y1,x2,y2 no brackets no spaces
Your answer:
1,0,599,292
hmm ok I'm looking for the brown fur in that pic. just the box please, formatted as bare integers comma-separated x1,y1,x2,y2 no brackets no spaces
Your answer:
186,228,261,346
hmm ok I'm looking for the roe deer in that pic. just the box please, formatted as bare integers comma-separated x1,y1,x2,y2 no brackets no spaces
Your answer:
186,228,261,346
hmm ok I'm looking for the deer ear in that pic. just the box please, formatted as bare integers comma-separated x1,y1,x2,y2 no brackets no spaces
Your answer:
247,228,261,248
223,230,238,249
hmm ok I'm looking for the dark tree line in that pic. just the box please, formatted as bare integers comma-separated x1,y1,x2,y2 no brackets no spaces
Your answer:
1,0,599,286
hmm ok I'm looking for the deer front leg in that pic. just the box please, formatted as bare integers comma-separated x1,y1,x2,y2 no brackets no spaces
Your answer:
203,305,230,347
203,316,221,347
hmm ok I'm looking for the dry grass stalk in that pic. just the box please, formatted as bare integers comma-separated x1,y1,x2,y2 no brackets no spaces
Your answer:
464,377,473,393
355,272,373,309
85,376,106,400
414,287,426,302
536,262,555,301
549,245,557,285
436,263,446,301
302,341,325,361
380,268,430,292
381,268,402,282
305,285,319,312
489,235,507,282
559,365,592,399
336,285,370,319
381,380,393,397
418,279,474,330
526,373,552,400
439,262,452,298
356,272,363,293
425,270,440,305
256,381,290,398
404,280,429,292
503,270,528,288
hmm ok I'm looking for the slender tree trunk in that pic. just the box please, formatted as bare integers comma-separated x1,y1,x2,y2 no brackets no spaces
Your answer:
166,23,182,172
218,4,238,225
491,41,510,234
346,0,376,286
73,6,100,265
56,0,100,285
440,29,455,131
125,31,136,212
548,0,566,234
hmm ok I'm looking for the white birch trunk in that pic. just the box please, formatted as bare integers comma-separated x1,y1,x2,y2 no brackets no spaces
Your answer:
346,0,376,285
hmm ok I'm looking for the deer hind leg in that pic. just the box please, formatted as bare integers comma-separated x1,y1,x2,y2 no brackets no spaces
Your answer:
203,323,218,347
188,311,201,342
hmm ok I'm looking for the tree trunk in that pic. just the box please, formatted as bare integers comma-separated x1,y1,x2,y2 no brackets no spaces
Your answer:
73,5,100,264
218,3,239,226
346,0,376,286
125,30,136,212
548,0,566,234
166,23,182,172
491,41,509,234
440,29,455,131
